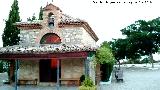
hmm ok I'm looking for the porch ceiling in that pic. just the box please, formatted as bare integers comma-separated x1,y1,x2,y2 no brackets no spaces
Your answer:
0,51,88,60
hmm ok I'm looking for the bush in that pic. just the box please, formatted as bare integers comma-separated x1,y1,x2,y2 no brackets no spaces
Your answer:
79,76,97,90
82,76,94,87
100,63,113,82
80,75,85,85
0,60,9,73
0,61,4,73
79,86,97,90
124,59,142,64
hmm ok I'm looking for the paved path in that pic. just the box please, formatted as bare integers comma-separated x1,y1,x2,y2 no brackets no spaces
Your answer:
0,85,78,90
1,64,160,90
104,66,160,90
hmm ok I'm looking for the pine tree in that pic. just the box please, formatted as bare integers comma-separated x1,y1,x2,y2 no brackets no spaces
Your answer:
32,13,36,21
27,6,43,21
39,6,43,20
2,0,20,47
2,0,21,83
27,13,36,21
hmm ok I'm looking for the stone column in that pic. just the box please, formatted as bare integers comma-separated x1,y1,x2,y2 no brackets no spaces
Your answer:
56,59,60,90
88,58,95,85
84,58,89,76
15,60,19,90
85,52,96,85
9,60,15,83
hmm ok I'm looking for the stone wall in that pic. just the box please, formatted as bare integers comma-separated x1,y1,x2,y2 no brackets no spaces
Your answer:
19,60,39,82
61,58,84,78
81,27,96,46
61,58,84,84
19,30,40,46
19,26,96,46
61,27,83,45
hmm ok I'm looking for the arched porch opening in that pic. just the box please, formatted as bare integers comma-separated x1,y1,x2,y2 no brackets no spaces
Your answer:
39,33,61,82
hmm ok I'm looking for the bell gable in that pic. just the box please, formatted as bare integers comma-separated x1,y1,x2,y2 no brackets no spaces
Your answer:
15,3,98,46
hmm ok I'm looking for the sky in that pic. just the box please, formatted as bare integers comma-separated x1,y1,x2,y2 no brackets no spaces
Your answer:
0,0,160,47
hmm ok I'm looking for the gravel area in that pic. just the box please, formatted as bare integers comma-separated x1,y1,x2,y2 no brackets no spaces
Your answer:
1,64,160,90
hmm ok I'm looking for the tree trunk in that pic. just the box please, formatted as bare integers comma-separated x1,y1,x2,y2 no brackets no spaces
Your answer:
150,54,154,68
118,60,120,69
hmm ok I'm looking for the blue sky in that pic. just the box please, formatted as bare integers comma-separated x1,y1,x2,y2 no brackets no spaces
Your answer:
0,0,160,47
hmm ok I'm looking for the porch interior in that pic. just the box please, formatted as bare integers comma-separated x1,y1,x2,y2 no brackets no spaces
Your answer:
17,58,85,86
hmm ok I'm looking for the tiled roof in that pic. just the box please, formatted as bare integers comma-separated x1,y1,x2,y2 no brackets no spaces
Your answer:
15,14,82,25
15,20,41,25
0,44,98,54
60,14,82,24
15,20,42,30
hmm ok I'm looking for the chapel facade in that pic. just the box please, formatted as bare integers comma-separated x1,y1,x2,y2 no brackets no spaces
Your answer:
0,3,99,86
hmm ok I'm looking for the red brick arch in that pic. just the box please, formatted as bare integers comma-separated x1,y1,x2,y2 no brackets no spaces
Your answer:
40,33,61,44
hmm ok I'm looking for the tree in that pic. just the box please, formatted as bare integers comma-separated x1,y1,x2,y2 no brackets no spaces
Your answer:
95,41,115,81
27,6,43,21
110,39,127,60
96,41,115,64
39,6,43,20
27,13,36,21
141,57,150,65
121,18,160,68
0,61,4,73
2,0,20,47
110,39,127,67
2,0,20,82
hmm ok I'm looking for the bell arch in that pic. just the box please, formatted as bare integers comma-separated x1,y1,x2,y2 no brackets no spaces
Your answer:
48,12,55,28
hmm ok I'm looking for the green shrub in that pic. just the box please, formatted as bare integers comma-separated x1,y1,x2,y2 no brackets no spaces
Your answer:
79,76,97,90
0,61,4,73
0,60,9,73
79,86,97,90
82,76,94,87
80,75,85,82
100,63,113,82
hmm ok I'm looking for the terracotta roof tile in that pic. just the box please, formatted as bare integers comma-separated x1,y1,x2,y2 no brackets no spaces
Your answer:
0,44,98,54
60,14,82,23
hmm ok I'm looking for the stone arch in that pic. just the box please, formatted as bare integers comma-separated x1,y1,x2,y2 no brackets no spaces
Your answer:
40,33,61,44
